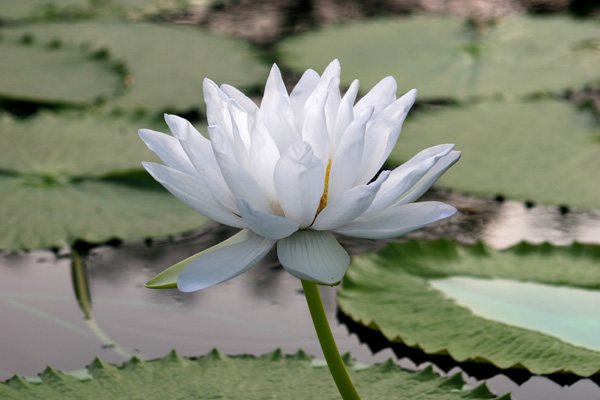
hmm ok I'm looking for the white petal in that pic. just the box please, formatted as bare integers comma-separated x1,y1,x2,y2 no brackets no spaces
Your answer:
274,141,325,228
312,170,389,231
327,106,373,202
138,129,196,176
258,64,297,151
178,230,276,292
302,91,330,164
236,198,298,240
169,120,236,213
325,77,341,144
303,59,340,118
396,151,462,205
354,89,417,185
248,119,280,203
209,126,272,214
142,162,245,228
354,76,397,117
289,68,320,133
203,79,233,138
220,83,258,116
334,201,456,239
277,230,350,284
366,144,455,213
333,79,359,149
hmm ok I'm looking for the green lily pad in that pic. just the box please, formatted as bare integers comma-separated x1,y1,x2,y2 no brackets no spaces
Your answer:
2,21,269,113
0,112,164,177
279,16,600,99
0,112,210,250
0,0,190,21
390,99,600,209
0,350,509,399
338,239,600,377
0,40,122,106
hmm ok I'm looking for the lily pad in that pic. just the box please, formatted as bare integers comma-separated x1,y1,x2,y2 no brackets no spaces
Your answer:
0,112,210,250
0,0,190,21
2,21,269,113
337,239,600,377
279,16,600,99
0,40,122,106
0,112,164,177
0,350,508,399
390,100,600,209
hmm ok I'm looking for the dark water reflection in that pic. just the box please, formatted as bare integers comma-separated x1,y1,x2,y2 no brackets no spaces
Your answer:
1,191,600,400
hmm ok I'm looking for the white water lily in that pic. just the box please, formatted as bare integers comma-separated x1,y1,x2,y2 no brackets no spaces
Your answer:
140,60,460,292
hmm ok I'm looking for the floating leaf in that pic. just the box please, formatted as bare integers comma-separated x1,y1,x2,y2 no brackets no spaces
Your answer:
0,350,509,399
0,112,210,250
0,40,122,106
390,99,600,209
2,21,269,113
279,16,600,99
338,239,600,377
0,0,191,21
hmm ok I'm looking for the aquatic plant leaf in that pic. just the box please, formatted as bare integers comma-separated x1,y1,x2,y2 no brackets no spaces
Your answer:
389,99,600,209
0,174,210,250
0,111,212,250
0,112,172,177
0,350,509,399
279,16,600,99
0,0,191,21
0,40,122,106
2,21,269,113
338,239,600,377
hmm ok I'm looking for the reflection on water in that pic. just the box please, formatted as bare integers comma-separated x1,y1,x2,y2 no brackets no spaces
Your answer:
1,192,600,400
429,276,600,351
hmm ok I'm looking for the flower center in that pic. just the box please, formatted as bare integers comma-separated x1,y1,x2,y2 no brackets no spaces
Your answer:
316,159,332,215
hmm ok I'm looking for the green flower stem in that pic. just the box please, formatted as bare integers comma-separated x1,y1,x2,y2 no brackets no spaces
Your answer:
301,280,362,400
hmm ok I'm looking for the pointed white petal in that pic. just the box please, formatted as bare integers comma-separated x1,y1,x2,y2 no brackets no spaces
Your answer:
333,79,359,149
274,141,325,228
258,64,297,151
178,231,276,292
312,170,389,231
396,151,462,205
303,59,340,117
236,198,299,240
142,162,245,228
220,83,258,116
366,144,455,213
209,126,272,214
327,106,373,201
248,119,280,203
290,68,320,133
302,91,330,164
203,79,233,138
138,129,196,176
277,230,350,284
325,77,341,143
334,201,456,239
354,76,397,117
354,89,417,185
146,229,251,289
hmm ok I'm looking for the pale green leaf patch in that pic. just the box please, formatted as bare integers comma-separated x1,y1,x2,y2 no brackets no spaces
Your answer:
0,39,122,106
0,350,509,400
390,100,600,209
0,112,210,250
279,16,600,100
2,21,270,113
338,239,600,376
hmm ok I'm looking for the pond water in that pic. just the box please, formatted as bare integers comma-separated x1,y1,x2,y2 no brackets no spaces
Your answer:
1,191,600,400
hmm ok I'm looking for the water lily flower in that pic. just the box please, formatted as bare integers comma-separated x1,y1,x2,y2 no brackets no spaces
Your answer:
140,60,460,292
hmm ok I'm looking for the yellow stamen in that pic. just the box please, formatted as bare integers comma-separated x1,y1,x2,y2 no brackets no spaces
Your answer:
316,159,332,215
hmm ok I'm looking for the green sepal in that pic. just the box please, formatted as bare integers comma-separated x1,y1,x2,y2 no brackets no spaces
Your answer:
145,229,250,289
